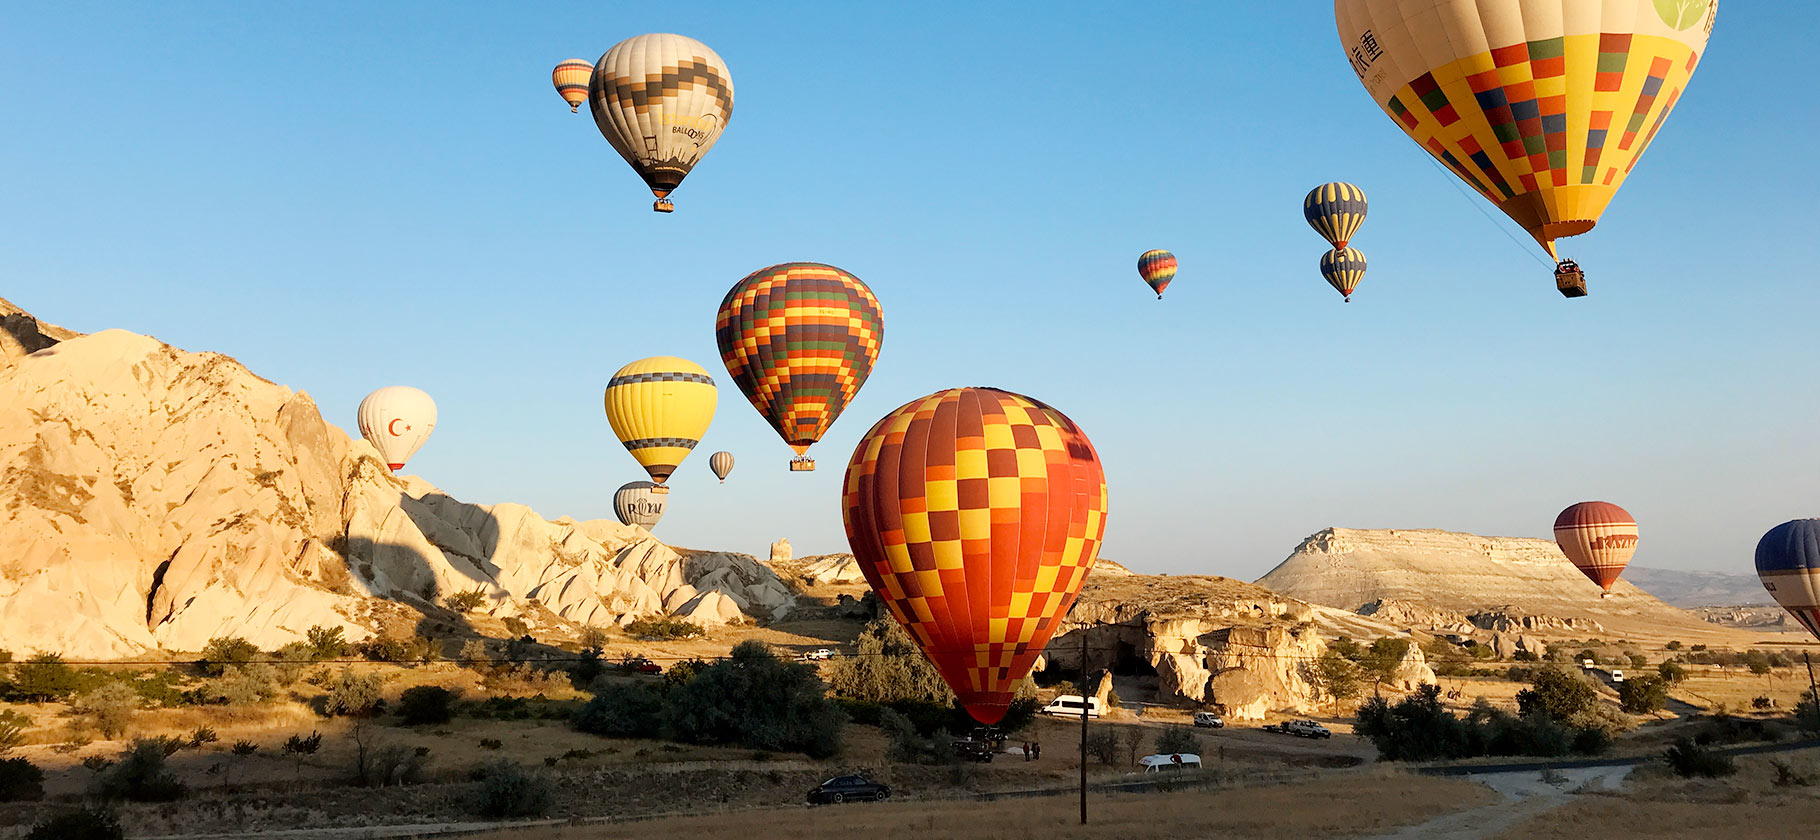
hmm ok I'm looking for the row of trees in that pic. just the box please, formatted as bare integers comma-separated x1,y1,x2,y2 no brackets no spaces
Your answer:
1300,637,1412,713
1356,667,1631,761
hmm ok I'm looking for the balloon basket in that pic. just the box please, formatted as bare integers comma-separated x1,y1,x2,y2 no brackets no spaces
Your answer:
653,198,675,213
1554,263,1587,298
790,457,816,472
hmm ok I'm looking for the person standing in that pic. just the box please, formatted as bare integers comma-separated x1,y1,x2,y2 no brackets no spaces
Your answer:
1032,741,1041,761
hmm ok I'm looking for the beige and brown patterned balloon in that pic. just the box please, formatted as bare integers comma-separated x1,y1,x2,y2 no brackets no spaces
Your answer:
588,33,734,213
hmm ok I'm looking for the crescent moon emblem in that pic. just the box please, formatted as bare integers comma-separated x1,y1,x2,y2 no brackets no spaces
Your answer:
388,418,406,436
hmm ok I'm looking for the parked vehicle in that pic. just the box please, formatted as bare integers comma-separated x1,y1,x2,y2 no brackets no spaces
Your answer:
1263,720,1331,739
1040,695,1103,718
622,657,662,675
800,648,836,661
1611,669,1625,683
1138,753,1202,773
951,738,996,763
806,775,890,805
1581,658,1595,669
1192,711,1225,729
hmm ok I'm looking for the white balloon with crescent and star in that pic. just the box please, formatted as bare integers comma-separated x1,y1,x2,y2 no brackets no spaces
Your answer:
358,386,437,471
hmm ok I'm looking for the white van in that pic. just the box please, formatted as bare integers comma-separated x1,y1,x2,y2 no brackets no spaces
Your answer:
1040,695,1103,718
1192,711,1224,729
1139,753,1201,773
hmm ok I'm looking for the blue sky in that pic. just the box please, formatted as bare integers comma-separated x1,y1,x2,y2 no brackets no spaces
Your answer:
3,3,1814,579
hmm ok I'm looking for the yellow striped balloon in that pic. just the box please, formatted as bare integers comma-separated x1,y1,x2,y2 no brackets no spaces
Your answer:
1320,247,1368,302
1303,182,1368,250
603,356,718,483
551,59,593,113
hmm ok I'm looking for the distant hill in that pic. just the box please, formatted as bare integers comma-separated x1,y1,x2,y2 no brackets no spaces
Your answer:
1621,567,1771,608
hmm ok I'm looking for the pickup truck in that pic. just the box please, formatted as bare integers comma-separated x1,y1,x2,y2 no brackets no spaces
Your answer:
1262,720,1332,739
622,657,662,675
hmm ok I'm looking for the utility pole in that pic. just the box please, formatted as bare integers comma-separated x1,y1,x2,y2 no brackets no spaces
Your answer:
1080,622,1088,825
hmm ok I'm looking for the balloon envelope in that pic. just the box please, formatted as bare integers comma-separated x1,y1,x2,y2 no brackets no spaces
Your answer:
1755,519,1820,642
357,386,437,471
613,481,669,530
1303,182,1368,250
1553,501,1638,593
551,59,592,113
588,33,734,209
716,263,883,465
709,451,735,482
603,356,717,483
843,387,1108,725
1136,250,1177,298
1320,247,1367,301
1334,0,1717,259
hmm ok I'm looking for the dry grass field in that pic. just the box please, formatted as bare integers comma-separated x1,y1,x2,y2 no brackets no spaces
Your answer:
1491,748,1820,840
468,771,1498,840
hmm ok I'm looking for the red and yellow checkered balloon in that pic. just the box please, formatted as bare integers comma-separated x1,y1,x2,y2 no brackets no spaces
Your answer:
843,388,1108,724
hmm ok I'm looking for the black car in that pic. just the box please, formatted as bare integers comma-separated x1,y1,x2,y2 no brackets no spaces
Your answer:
806,774,890,805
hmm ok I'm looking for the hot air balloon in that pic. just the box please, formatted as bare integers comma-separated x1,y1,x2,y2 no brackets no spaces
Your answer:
716,263,883,472
1755,519,1820,642
709,451,735,483
1334,1,1717,292
1553,501,1638,597
551,59,593,113
1303,182,1368,251
613,481,669,530
603,356,717,483
843,387,1109,725
1320,247,1367,302
357,387,437,472
1136,250,1177,299
587,33,734,212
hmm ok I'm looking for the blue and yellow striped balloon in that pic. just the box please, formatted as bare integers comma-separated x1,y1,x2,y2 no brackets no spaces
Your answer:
1304,182,1368,251
1320,247,1367,302
1137,250,1177,299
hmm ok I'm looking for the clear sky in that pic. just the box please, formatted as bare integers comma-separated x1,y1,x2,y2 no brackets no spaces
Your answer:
3,3,1814,579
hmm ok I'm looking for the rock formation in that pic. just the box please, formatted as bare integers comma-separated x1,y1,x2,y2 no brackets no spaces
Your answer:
0,309,794,658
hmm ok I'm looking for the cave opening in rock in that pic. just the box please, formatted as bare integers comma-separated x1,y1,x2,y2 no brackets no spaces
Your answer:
1112,640,1156,677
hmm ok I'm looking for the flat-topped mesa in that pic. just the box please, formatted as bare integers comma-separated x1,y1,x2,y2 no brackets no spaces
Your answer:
0,304,796,659
1259,526,1714,638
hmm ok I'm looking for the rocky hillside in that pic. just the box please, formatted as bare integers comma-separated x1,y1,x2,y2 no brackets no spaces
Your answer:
0,304,795,659
1256,528,1746,643
1622,566,1772,608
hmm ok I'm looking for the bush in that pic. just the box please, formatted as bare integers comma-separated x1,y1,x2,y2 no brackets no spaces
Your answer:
880,708,953,764
188,727,218,749
502,617,530,637
270,642,315,686
1797,688,1820,733
1657,661,1688,685
206,664,279,706
1772,759,1813,787
1752,695,1775,710
1618,674,1669,714
1665,738,1737,778
1516,667,1597,722
26,806,123,840
825,617,952,704
306,626,349,660
355,740,428,787
1512,650,1539,662
458,639,491,670
72,682,140,739
322,667,385,717
1085,729,1121,766
9,654,80,702
0,756,45,801
1358,683,1613,762
1666,641,1683,651
359,636,413,663
197,637,261,677
578,625,609,650
622,616,705,641
397,686,458,726
660,642,845,758
1154,725,1201,756
92,739,185,801
474,760,552,818
0,709,30,755
573,682,665,738
444,588,489,613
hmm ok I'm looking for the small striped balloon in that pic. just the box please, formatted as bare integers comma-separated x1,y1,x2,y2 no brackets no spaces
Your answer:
1304,182,1368,250
551,59,593,113
1319,247,1367,302
1137,250,1177,299
709,451,735,483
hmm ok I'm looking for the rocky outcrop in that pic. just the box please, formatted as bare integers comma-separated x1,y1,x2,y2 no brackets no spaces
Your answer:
1041,574,1434,719
1359,599,1476,633
769,538,791,566
0,315,795,658
1258,528,1719,639
789,554,866,586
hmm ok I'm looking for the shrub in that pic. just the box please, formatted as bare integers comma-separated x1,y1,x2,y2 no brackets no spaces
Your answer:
1154,725,1201,756
26,806,123,840
502,617,530,637
1665,738,1736,778
1657,662,1688,685
1618,674,1669,714
578,625,610,650
660,641,845,758
359,636,412,663
1797,688,1820,733
322,667,385,717
281,731,321,780
1745,650,1772,676
188,727,218,749
825,617,953,704
444,587,489,613
474,760,552,818
478,738,503,750
622,616,705,641
1512,650,1539,662
207,664,279,706
398,686,458,726
306,626,349,660
1085,729,1121,766
0,756,45,801
1666,641,1683,651
879,708,953,764
1516,667,1597,722
230,740,258,757
270,642,314,686
570,647,606,686
0,709,30,755
197,637,261,677
573,681,666,738
1772,759,1813,787
458,639,491,670
72,682,140,739
662,658,710,688
1752,696,1775,710
355,740,428,787
9,654,80,702
92,739,185,801
1358,683,1612,762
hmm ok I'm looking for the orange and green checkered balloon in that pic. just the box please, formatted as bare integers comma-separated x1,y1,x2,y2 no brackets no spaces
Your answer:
843,388,1108,725
716,263,883,463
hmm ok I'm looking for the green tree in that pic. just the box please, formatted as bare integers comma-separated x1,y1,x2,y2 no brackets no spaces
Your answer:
197,637,261,678
10,654,79,703
1329,636,1364,660
305,626,349,661
1744,650,1772,676
281,731,321,781
321,667,384,717
1515,667,1597,722
1154,725,1201,756
0,757,45,801
396,686,457,726
661,641,845,758
825,617,953,704
1360,638,1412,692
1617,674,1669,714
1301,651,1362,713
1657,661,1688,685
91,739,185,801
72,683,140,740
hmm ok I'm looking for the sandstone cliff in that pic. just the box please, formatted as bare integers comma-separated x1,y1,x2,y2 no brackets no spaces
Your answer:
0,312,794,659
